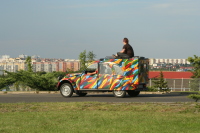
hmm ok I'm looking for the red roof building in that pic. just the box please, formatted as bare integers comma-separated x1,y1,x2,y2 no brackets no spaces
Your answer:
149,71,193,79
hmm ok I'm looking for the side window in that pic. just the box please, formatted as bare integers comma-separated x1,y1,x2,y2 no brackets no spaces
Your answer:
113,64,123,75
105,64,112,74
99,63,112,74
141,63,148,72
144,64,147,71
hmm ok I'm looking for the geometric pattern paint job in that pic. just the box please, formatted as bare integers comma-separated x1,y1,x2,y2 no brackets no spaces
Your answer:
58,57,149,91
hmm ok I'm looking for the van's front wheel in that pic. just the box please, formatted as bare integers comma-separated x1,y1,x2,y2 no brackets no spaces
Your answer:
60,83,73,98
113,90,126,98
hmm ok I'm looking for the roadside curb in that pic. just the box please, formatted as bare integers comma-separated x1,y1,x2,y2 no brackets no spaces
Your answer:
170,92,198,95
0,91,59,94
0,91,167,95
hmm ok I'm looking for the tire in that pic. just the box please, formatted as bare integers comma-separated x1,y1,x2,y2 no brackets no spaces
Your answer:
60,83,73,98
113,90,126,98
76,92,87,97
127,90,140,97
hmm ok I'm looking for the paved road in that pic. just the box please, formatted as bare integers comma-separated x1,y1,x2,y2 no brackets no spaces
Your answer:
0,93,195,103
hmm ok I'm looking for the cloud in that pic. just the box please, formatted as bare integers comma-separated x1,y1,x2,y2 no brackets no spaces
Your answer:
151,3,171,9
49,1,148,9
146,1,200,16
48,3,110,9
60,3,109,9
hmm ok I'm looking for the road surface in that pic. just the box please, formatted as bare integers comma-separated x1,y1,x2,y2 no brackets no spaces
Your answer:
0,93,195,103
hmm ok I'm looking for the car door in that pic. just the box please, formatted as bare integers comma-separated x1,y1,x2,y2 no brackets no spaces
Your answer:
79,63,98,89
97,63,113,89
110,64,124,90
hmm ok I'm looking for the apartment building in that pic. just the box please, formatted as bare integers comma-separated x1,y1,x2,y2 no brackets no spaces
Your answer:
43,62,52,72
0,58,27,74
32,60,80,72
32,62,44,72
0,55,81,73
51,62,59,72
149,58,190,65
73,61,80,71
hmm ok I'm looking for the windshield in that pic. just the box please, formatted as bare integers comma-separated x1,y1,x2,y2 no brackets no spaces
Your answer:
87,63,98,69
86,63,98,72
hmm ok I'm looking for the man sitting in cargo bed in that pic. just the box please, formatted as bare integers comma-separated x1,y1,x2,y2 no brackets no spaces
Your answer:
113,38,134,59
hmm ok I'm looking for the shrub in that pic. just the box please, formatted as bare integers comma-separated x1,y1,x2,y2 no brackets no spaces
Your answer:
152,71,169,91
160,87,171,92
188,92,200,102
147,86,158,92
190,79,200,91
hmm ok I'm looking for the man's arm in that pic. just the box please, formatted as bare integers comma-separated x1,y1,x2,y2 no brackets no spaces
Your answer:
115,48,125,56
87,70,97,75
120,49,125,53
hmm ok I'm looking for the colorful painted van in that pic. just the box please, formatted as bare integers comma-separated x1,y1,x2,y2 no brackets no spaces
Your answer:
57,57,149,98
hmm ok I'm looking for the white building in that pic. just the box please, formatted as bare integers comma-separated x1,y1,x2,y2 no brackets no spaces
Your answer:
149,58,190,65
19,54,28,59
149,58,155,65
1,55,10,59
0,55,10,62
31,55,40,59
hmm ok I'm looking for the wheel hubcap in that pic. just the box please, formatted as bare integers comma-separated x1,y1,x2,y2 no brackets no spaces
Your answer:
61,85,71,96
114,90,124,96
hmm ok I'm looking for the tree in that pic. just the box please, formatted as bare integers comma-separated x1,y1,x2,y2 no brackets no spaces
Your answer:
66,68,74,74
152,71,169,91
0,76,16,90
25,56,33,72
4,70,58,91
188,55,200,78
190,78,200,91
87,51,96,64
188,92,200,102
51,71,66,78
2,70,60,91
79,50,97,71
79,50,87,71
188,55,200,91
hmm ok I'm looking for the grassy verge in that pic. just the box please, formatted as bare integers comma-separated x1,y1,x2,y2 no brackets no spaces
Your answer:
0,102,200,133
173,91,199,95
175,91,199,93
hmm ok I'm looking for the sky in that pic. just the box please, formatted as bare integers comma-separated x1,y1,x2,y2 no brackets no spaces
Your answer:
0,0,199,59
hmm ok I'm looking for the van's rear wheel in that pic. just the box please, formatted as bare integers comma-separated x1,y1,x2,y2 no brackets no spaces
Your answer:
127,90,140,97
60,83,73,97
113,90,126,98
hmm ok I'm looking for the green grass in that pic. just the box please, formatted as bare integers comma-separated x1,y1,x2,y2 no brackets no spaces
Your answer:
0,102,200,133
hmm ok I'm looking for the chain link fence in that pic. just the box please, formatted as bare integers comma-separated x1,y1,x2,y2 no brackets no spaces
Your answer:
148,78,200,91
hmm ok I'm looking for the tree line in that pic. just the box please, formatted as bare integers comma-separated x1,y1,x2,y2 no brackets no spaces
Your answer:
0,50,96,91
